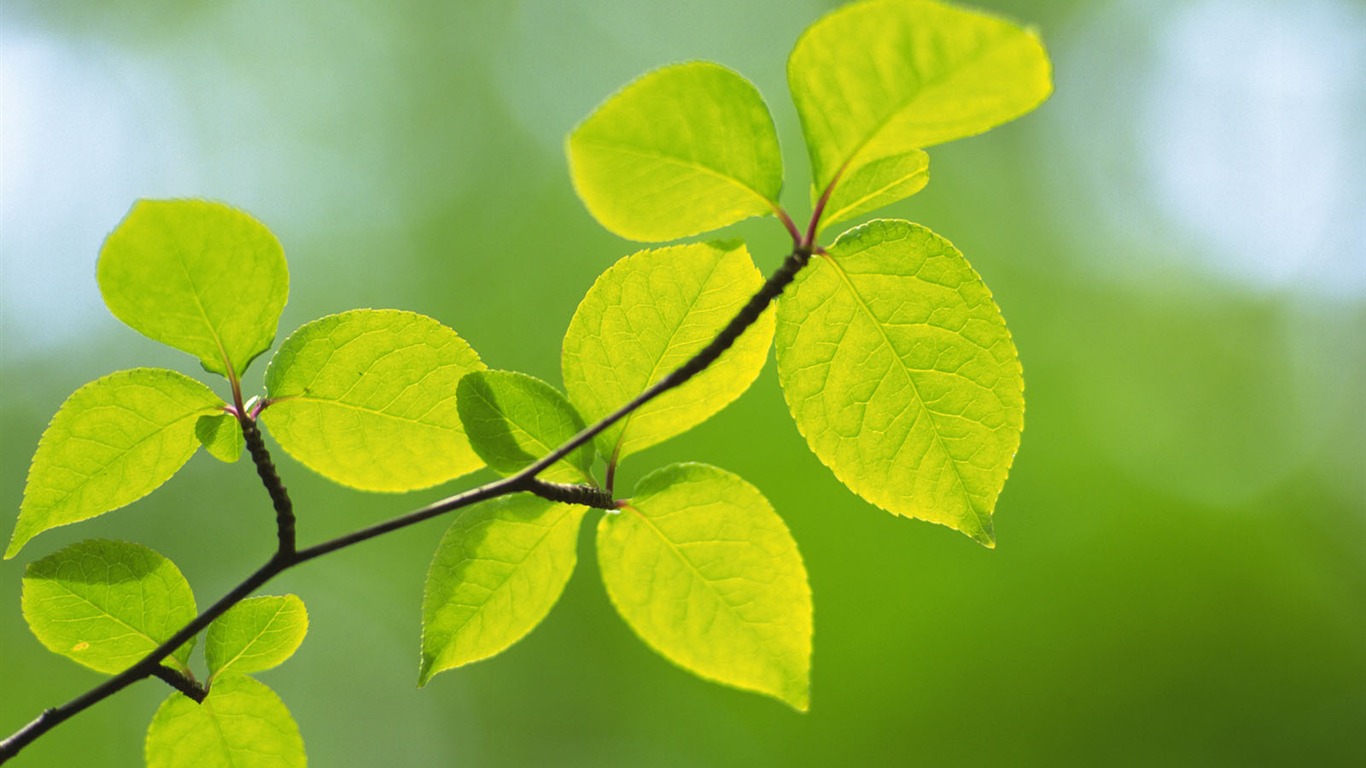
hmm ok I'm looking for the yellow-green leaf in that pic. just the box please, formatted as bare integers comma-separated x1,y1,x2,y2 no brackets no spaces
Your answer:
421,495,586,685
457,370,595,484
195,412,243,463
790,0,1051,217
21,539,197,674
97,199,289,379
775,219,1023,545
146,676,305,768
7,368,225,558
205,595,308,680
568,61,783,241
598,463,812,710
262,309,485,492
561,241,774,463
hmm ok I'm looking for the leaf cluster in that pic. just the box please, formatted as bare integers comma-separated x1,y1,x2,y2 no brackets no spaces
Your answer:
2,1,1050,764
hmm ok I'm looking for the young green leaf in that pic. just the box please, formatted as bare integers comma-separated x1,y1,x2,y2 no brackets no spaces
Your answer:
598,463,811,711
195,412,243,463
146,676,306,768
262,309,485,492
97,199,289,380
7,368,225,559
421,494,586,685
789,0,1051,219
205,594,308,681
568,61,783,241
775,220,1023,546
562,241,774,463
21,539,197,675
817,149,929,234
457,370,595,484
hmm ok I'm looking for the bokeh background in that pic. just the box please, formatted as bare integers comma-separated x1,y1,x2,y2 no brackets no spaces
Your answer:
2,0,1363,765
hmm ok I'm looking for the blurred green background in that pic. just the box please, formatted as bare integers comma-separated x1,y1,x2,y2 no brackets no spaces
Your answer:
2,0,1363,765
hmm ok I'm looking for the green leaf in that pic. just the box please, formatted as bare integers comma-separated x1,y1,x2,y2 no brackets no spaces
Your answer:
205,595,308,680
789,0,1051,215
817,149,929,233
21,539,197,674
7,368,225,558
562,241,774,462
457,370,595,484
146,676,305,768
568,61,783,242
195,412,243,463
262,309,485,492
97,199,289,380
421,494,586,685
775,220,1023,546
597,463,811,710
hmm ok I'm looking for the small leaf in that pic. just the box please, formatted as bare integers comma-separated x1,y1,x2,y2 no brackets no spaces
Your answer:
562,241,774,463
98,199,289,379
457,370,595,484
262,309,485,492
598,463,812,710
7,368,225,558
205,594,308,680
818,149,929,233
775,220,1023,545
789,0,1051,215
568,61,783,241
196,412,243,463
21,539,197,674
421,494,586,685
146,676,306,768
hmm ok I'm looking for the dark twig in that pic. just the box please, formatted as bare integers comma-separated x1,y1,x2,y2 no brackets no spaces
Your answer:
148,667,207,704
239,416,295,555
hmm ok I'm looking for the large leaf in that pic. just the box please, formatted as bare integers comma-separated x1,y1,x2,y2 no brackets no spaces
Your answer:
789,0,1051,217
568,61,783,242
597,463,811,710
562,241,773,463
98,199,289,379
457,370,595,484
21,539,197,674
421,494,586,685
7,368,225,558
262,309,485,492
205,594,308,680
146,676,305,768
775,219,1023,545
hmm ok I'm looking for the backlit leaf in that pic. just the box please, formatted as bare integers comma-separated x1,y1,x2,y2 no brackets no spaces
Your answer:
7,368,224,558
568,61,783,241
205,594,308,680
21,539,197,674
598,463,811,710
196,412,243,463
457,370,595,484
146,676,305,768
262,309,485,492
97,199,289,379
562,241,773,463
817,149,929,233
775,219,1023,545
789,0,1051,215
421,494,586,684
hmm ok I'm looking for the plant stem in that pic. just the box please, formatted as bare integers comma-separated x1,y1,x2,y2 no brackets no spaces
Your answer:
0,246,813,765
239,415,295,555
